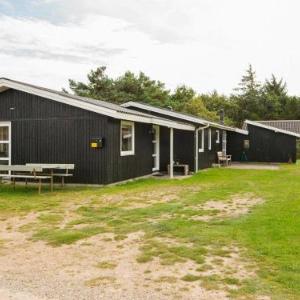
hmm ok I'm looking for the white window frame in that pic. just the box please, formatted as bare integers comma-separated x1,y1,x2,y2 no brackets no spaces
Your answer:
198,128,205,153
120,120,135,156
152,125,160,171
0,121,11,167
208,128,212,150
216,130,220,144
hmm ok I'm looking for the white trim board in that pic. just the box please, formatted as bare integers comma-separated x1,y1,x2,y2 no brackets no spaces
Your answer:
244,120,300,138
0,78,194,132
120,120,135,156
122,101,248,135
198,128,205,152
0,121,11,168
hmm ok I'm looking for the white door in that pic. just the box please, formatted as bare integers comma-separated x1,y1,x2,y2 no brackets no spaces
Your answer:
0,122,11,172
152,125,160,171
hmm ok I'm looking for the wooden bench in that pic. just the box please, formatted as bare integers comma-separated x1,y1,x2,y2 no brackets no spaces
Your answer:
167,164,189,176
217,151,232,166
0,165,51,194
26,164,75,188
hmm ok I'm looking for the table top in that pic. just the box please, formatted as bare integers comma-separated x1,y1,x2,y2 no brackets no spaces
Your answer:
26,163,74,170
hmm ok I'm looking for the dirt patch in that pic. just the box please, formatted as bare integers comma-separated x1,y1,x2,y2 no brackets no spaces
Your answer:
0,225,227,300
191,194,264,221
96,185,203,209
200,245,256,279
0,209,270,300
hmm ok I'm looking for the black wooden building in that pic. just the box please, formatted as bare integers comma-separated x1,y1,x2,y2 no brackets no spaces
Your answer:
0,78,194,184
122,102,249,171
0,78,298,185
227,120,300,163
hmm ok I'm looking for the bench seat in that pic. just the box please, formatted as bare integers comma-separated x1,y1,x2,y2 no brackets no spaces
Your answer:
0,174,51,194
52,174,73,177
0,175,51,179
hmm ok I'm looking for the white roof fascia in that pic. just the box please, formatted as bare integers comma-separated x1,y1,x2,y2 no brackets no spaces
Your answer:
0,79,194,131
123,101,248,134
245,120,300,138
122,101,207,125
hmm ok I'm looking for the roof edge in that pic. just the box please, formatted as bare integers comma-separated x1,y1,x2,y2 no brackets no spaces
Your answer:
245,120,300,138
123,101,248,135
0,78,194,131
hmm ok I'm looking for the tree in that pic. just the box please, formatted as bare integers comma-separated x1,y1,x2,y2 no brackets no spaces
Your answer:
168,85,196,111
68,66,170,106
264,75,287,97
200,91,236,125
68,64,300,127
259,75,288,119
182,96,219,121
231,64,262,125
69,66,115,101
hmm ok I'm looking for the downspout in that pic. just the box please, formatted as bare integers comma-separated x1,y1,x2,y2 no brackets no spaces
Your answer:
220,109,227,155
194,124,210,172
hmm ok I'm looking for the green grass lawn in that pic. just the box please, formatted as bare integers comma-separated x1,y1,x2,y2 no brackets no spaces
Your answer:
1,163,300,299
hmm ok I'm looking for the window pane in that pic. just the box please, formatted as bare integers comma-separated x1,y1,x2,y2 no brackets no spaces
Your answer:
0,127,8,141
0,144,9,158
0,160,9,174
121,124,133,152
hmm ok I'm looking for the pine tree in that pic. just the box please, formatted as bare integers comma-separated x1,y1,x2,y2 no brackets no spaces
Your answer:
231,64,262,125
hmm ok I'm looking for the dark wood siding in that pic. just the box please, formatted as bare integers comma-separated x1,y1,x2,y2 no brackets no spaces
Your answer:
198,128,222,169
159,127,170,171
0,89,154,184
159,128,195,172
227,125,297,163
127,106,226,171
227,131,246,161
106,119,153,183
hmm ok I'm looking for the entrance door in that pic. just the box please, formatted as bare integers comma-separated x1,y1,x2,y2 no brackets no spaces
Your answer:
152,125,160,171
0,122,11,172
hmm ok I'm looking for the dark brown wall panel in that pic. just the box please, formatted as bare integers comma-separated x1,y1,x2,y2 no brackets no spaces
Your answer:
227,125,297,163
0,89,153,184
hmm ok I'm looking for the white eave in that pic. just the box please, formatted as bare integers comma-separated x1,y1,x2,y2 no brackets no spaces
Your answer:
245,120,300,138
122,101,248,135
0,78,195,131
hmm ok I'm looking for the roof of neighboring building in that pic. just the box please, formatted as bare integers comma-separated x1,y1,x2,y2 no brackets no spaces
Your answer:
0,78,194,131
258,120,300,135
244,120,300,138
122,101,248,135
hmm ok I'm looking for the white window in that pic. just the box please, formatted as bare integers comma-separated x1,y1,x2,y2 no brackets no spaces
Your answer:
198,129,205,152
0,122,11,173
216,130,220,144
120,121,135,156
208,128,212,150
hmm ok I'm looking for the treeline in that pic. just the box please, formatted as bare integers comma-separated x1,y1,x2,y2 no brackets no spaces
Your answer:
68,65,300,127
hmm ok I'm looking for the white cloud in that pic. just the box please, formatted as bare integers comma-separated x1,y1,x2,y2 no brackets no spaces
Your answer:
0,14,156,89
1,1,300,94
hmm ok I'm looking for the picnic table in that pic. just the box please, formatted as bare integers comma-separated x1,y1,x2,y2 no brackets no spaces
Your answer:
0,164,75,194
0,165,51,194
26,164,75,191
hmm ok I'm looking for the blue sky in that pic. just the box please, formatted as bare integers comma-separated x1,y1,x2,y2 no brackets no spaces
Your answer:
0,0,300,94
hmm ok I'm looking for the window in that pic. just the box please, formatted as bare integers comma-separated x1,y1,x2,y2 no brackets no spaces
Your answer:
216,130,220,144
0,122,11,174
199,129,205,152
244,139,250,149
120,121,135,156
208,129,212,150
